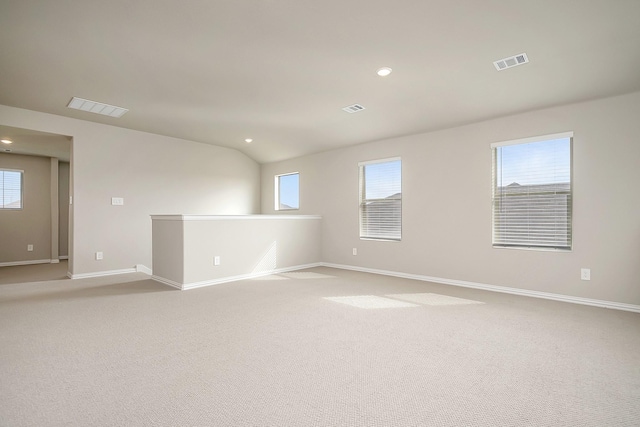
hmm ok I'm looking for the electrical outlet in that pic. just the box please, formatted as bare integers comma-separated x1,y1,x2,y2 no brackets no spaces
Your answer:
96,251,103,260
214,256,220,266
111,197,124,206
352,248,357,256
27,244,33,251
581,268,591,281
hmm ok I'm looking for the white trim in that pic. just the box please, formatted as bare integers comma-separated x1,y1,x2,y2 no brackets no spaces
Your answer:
358,156,401,167
492,246,572,253
150,214,321,221
151,262,323,291
151,275,182,290
360,237,402,243
59,255,69,260
135,264,153,275
321,263,640,313
50,259,60,264
70,267,137,279
491,131,573,148
274,175,279,211
0,259,51,267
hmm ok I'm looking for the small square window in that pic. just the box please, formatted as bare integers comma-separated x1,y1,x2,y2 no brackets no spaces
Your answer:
275,172,299,211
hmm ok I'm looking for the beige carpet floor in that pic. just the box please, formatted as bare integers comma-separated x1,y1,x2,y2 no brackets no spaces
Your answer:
0,266,639,426
0,260,69,285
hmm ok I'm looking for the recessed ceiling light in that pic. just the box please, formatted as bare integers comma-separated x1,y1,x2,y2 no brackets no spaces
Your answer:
245,138,253,143
1,139,13,144
67,97,128,118
376,67,392,77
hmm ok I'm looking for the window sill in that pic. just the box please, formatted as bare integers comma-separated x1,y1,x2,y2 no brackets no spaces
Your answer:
493,245,572,253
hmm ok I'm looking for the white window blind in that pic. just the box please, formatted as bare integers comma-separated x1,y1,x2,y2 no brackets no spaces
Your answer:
492,133,572,250
359,158,401,240
0,169,23,209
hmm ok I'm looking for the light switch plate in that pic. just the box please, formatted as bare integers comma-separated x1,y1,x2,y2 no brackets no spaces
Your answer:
111,197,124,206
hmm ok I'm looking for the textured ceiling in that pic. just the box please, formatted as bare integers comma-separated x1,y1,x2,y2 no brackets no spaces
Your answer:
1,0,639,163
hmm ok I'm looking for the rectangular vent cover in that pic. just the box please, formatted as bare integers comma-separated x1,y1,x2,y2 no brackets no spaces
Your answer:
67,97,129,118
342,104,365,113
493,53,529,71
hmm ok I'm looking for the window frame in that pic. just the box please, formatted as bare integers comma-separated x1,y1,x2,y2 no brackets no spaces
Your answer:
358,157,402,242
0,168,24,210
491,132,573,251
274,172,300,211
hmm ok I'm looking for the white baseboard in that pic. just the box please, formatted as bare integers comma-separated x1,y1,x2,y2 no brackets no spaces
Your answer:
69,264,153,279
70,267,137,279
50,259,60,264
151,275,182,290
152,262,323,290
0,259,51,267
135,264,153,275
59,256,69,260
321,263,640,313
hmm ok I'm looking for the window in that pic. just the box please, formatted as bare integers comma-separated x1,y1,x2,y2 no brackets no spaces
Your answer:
275,172,299,210
0,169,23,209
359,158,401,241
492,132,572,250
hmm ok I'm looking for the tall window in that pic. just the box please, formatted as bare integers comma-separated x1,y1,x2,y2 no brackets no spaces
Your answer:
0,169,23,209
359,158,401,241
275,172,299,210
492,132,572,250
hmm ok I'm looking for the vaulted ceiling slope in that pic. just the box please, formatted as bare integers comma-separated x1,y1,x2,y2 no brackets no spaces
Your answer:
1,0,639,164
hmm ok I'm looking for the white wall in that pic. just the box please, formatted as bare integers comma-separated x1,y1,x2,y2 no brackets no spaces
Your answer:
0,105,261,276
152,215,322,289
261,92,640,306
58,161,70,257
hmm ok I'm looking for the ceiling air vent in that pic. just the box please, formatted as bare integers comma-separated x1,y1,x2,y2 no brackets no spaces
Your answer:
493,53,529,71
342,104,365,113
67,97,129,118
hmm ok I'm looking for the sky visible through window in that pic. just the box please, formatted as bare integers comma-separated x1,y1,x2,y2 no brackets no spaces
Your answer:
495,137,571,186
279,173,299,209
364,160,401,199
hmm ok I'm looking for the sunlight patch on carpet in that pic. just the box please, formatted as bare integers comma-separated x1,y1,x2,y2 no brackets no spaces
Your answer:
387,293,484,306
324,295,419,309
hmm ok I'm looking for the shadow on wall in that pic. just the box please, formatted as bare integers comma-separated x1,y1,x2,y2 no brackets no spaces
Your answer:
252,241,277,274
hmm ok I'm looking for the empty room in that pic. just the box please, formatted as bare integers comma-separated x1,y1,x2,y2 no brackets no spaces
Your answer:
1,1,639,426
